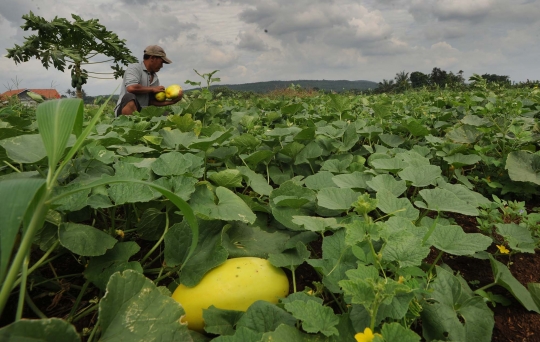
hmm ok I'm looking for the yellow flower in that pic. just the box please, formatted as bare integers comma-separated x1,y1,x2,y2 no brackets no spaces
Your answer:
497,245,510,254
355,327,381,342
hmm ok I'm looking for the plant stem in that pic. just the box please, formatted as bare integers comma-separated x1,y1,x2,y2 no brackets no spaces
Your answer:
15,253,30,321
474,282,496,293
72,303,99,323
427,250,444,276
24,292,47,319
141,210,169,264
67,279,90,322
13,241,61,289
0,193,50,315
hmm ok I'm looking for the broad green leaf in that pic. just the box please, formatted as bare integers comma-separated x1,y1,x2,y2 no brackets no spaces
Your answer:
0,177,45,282
0,134,48,163
381,322,421,342
418,188,479,216
370,157,408,172
295,141,323,165
291,216,341,232
489,255,540,313
317,187,359,211
159,128,197,149
304,171,337,190
376,190,419,221
366,174,406,197
403,119,430,137
83,241,143,291
421,267,494,342
152,152,191,176
212,327,262,342
237,166,273,196
190,128,234,151
382,229,429,267
505,151,540,185
379,133,405,148
165,220,228,287
236,300,297,333
446,124,482,144
0,318,80,342
222,223,289,258
230,134,260,153
58,223,117,256
209,169,244,188
202,306,244,336
443,153,481,168
99,270,191,342
339,123,359,152
261,324,328,341
284,300,339,336
242,150,275,167
321,156,353,173
332,172,371,189
37,99,82,167
398,165,442,187
268,241,310,269
496,223,535,253
190,186,257,223
461,114,491,127
427,224,492,256
112,144,155,155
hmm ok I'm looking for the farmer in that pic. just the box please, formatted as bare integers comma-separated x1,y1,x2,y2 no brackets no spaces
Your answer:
115,45,182,116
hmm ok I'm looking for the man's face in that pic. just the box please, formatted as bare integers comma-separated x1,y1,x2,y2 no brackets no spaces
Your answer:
149,56,164,73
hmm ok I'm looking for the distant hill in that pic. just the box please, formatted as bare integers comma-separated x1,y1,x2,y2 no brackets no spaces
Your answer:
207,79,379,93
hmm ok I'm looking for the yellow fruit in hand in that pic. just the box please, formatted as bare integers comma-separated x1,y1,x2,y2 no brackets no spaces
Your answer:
171,257,289,332
155,91,166,101
165,84,183,99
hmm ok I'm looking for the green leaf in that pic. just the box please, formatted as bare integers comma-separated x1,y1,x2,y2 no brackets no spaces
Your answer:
291,216,341,232
295,141,323,165
379,133,405,148
190,128,234,152
165,220,228,287
0,318,80,342
0,177,45,282
382,229,429,267
0,134,48,163
36,99,83,167
418,188,479,216
376,190,419,221
222,223,289,258
421,267,494,342
190,186,257,223
488,255,540,313
496,223,536,253
446,125,482,144
427,224,492,256
398,165,442,187
209,169,244,188
83,241,143,291
152,152,191,176
237,166,273,196
99,270,191,341
443,153,481,168
284,300,339,336
304,171,337,190
58,223,117,256
202,306,244,336
268,241,310,269
332,172,371,189
317,187,359,211
213,327,262,342
381,322,421,342
366,174,406,197
236,300,297,333
261,324,328,341
505,151,540,185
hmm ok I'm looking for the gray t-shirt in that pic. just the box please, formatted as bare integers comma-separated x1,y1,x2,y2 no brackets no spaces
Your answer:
115,61,160,112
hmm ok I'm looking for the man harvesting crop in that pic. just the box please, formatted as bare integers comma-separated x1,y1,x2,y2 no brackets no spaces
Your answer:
115,45,182,116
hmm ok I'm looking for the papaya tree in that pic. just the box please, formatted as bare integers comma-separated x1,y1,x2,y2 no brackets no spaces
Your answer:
6,11,137,98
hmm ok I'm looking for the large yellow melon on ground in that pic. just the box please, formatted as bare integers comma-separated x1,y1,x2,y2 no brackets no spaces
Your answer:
171,257,289,331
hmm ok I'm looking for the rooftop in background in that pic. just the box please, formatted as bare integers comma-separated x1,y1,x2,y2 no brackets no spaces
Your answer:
0,89,62,101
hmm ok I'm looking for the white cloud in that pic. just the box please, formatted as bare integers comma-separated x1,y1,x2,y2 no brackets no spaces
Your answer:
0,0,538,95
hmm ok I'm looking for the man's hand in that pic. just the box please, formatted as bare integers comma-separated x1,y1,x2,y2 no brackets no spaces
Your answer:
152,86,165,93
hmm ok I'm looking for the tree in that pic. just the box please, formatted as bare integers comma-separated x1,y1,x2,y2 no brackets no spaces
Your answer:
429,67,448,88
394,71,411,92
410,71,429,88
6,11,137,99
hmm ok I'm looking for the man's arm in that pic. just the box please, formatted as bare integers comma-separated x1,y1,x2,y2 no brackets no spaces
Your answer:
126,83,165,94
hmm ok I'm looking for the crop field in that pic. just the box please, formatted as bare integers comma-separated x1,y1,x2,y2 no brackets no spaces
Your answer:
0,84,539,341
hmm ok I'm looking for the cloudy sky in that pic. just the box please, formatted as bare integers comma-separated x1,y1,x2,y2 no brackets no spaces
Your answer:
0,0,538,96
